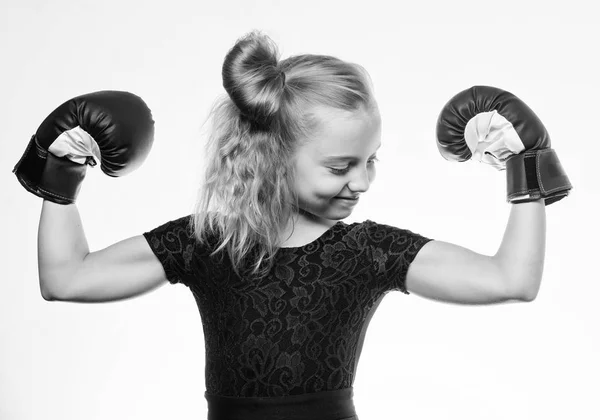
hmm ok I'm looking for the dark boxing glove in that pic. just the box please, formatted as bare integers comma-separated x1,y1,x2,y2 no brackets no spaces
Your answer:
436,85,572,205
13,91,155,204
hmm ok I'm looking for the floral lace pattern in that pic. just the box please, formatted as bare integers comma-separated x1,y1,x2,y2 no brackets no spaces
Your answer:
143,216,432,397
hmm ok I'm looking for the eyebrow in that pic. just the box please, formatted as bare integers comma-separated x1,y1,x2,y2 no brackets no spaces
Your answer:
323,143,382,162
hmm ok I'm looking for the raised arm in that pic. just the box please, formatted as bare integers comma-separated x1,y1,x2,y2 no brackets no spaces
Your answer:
405,86,570,305
39,201,167,303
406,199,545,304
11,91,159,302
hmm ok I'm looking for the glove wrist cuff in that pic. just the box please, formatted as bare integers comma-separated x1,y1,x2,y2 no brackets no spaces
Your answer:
506,148,572,205
13,135,87,204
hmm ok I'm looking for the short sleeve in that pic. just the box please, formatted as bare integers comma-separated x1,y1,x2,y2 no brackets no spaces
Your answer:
362,220,433,294
142,215,196,286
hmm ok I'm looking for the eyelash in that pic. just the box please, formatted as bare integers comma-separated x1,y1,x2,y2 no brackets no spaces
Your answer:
330,157,379,175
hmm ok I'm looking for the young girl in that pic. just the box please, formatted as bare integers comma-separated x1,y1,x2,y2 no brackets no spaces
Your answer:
25,31,569,420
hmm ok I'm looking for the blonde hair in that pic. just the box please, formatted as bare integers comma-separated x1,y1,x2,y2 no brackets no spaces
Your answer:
190,31,377,280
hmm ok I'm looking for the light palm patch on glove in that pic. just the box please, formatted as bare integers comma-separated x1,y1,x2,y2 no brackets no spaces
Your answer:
48,126,101,166
464,110,525,170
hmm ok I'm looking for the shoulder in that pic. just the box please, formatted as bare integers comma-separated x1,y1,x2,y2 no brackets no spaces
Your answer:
332,219,433,260
336,219,434,294
346,219,432,244
142,214,195,248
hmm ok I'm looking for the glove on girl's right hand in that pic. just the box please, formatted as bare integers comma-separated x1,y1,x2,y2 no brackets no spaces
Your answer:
13,90,155,204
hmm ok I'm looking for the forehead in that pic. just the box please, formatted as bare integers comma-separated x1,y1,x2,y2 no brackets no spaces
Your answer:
302,106,381,157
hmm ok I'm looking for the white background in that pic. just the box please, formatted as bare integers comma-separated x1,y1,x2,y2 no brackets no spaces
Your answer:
1,0,598,419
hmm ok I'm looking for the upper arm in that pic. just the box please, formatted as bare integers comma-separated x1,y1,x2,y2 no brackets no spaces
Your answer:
51,235,168,303
405,240,527,305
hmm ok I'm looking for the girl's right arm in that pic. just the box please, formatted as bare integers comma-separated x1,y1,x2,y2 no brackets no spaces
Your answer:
39,200,168,303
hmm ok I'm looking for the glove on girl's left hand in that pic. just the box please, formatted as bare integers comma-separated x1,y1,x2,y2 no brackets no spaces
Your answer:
436,85,572,205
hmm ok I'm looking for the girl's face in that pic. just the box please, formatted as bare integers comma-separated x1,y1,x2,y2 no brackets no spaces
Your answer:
292,105,382,221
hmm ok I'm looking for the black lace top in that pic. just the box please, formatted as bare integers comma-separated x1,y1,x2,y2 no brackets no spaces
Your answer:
143,216,432,398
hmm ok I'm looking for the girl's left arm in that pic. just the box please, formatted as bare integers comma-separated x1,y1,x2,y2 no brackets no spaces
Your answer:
405,199,546,305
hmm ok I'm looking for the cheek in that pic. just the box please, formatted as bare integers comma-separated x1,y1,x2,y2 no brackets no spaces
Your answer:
315,176,347,197
370,166,377,182
296,172,344,200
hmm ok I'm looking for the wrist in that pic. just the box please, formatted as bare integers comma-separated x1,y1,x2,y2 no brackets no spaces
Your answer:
38,152,88,204
506,148,571,205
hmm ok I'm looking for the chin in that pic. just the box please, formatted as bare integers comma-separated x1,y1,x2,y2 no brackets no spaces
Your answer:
325,207,353,220
300,196,356,217
298,206,350,222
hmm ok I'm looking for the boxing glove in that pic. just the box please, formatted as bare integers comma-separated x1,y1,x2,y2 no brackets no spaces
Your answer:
436,85,571,205
13,91,155,204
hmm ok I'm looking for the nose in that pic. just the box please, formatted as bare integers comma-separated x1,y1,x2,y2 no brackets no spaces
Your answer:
347,165,373,194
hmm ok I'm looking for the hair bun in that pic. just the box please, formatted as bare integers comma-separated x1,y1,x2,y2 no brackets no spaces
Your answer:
222,31,286,128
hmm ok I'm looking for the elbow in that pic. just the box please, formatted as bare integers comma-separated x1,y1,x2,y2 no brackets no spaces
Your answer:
39,275,65,302
517,271,543,302
507,276,540,302
42,291,58,301
41,286,59,301
495,259,542,303
518,286,539,302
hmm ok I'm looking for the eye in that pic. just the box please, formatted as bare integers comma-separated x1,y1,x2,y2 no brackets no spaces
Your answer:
330,166,351,175
329,157,379,175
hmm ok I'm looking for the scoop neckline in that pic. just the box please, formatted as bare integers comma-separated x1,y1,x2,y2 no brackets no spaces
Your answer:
278,221,346,250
